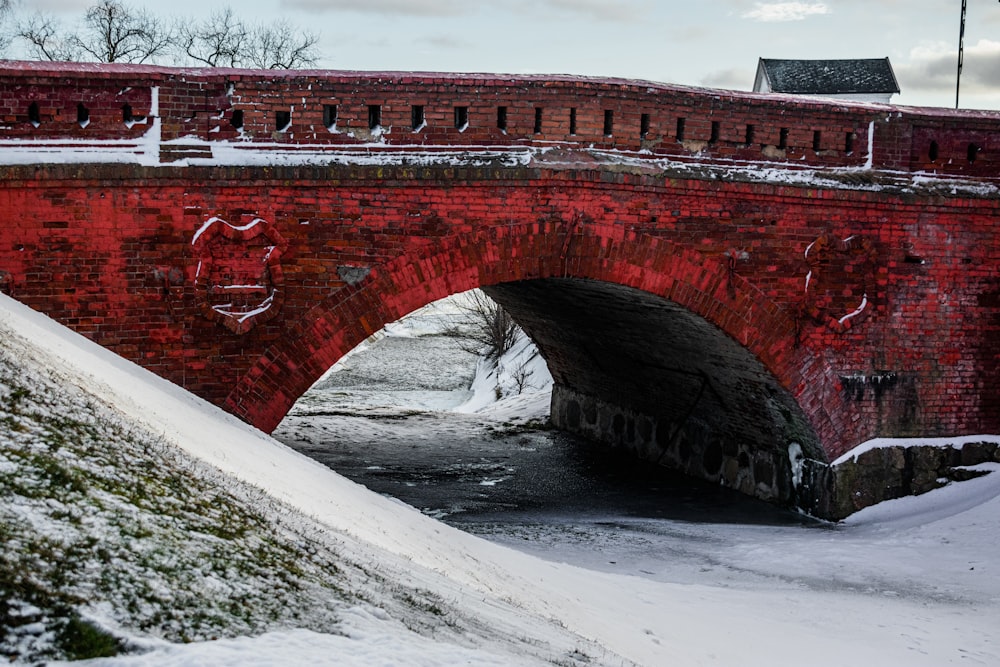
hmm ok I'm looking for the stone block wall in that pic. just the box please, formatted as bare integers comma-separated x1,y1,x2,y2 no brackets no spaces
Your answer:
550,385,798,506
797,441,999,520
553,383,999,519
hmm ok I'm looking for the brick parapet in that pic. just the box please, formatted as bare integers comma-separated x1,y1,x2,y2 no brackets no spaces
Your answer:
1,61,999,178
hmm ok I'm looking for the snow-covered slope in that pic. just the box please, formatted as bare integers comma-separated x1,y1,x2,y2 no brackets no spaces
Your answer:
2,292,999,666
456,329,553,421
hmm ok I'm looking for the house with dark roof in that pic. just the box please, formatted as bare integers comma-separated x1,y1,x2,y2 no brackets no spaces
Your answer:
753,58,900,103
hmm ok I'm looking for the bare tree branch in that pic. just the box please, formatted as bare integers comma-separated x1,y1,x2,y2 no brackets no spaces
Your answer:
13,2,320,68
69,0,173,64
244,19,319,69
15,13,81,62
177,7,247,67
0,0,15,54
176,8,319,69
458,290,520,361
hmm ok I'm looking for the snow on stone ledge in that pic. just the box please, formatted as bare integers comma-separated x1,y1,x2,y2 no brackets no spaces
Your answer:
832,435,1000,466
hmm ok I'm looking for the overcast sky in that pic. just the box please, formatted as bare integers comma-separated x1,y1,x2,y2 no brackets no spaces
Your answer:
19,0,1000,110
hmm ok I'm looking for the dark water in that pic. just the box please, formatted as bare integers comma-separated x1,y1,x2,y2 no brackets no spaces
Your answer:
272,329,823,583
276,409,815,529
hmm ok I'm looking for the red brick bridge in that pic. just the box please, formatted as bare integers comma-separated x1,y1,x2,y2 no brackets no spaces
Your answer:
1,61,997,517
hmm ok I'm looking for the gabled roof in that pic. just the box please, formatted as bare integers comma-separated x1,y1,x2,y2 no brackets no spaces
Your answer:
755,58,900,95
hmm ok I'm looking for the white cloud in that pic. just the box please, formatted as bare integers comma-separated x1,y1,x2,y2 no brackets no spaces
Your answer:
283,0,469,17
541,0,651,22
21,0,90,12
417,35,472,50
286,0,648,22
897,38,1000,93
701,68,754,90
742,2,830,22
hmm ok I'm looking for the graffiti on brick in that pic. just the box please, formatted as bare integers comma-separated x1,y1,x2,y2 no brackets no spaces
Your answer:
191,215,288,334
802,233,877,332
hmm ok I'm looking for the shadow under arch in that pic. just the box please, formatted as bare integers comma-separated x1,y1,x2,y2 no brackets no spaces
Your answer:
226,221,840,502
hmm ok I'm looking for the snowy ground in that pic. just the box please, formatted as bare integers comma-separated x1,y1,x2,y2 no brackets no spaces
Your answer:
2,291,999,666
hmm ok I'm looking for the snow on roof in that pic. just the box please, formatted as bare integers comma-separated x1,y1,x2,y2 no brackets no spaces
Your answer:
756,58,900,95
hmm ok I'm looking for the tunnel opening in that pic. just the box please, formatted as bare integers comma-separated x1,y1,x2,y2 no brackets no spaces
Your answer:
273,286,817,527
482,278,823,508
275,277,823,517
278,289,552,423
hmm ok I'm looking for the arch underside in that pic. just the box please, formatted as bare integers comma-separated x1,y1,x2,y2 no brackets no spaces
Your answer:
227,222,835,509
485,279,822,505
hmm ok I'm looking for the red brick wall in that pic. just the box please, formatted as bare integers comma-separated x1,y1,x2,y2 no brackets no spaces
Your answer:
2,61,999,177
0,161,996,461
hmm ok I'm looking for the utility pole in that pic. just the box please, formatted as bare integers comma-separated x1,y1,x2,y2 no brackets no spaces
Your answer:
956,0,967,108
957,0,1000,108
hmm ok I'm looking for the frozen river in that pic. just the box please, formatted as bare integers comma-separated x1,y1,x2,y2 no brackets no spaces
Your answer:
272,308,998,607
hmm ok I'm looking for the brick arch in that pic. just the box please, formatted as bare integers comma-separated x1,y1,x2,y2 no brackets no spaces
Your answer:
226,220,843,460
